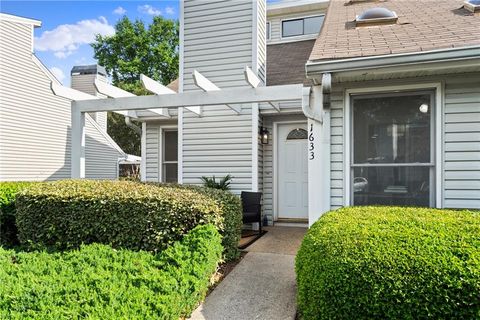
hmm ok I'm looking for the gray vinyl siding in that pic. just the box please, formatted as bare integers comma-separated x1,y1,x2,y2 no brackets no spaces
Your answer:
181,0,262,193
443,76,480,209
0,19,123,181
261,117,274,224
84,117,121,179
145,122,160,182
330,89,345,209
329,74,480,210
257,0,267,83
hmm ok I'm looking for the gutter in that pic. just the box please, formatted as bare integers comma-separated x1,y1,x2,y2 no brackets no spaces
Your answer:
306,45,480,78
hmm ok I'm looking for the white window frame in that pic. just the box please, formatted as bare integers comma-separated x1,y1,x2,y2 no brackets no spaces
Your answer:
159,125,178,183
280,14,325,40
344,83,443,208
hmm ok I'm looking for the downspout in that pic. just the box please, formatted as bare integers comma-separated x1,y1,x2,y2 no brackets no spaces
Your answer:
321,72,331,111
302,73,331,122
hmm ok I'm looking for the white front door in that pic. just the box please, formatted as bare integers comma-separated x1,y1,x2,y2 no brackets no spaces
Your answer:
277,123,308,220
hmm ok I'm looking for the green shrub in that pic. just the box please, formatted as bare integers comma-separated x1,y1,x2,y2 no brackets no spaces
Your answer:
0,224,222,319
200,174,232,190
187,185,242,261
153,183,243,261
16,180,225,253
296,206,480,320
0,182,33,247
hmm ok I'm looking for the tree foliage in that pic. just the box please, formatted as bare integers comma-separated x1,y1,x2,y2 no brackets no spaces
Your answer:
91,16,179,155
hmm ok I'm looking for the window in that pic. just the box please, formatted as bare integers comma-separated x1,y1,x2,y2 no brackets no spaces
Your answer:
162,130,178,183
282,15,324,38
351,91,435,207
287,128,308,140
266,22,271,40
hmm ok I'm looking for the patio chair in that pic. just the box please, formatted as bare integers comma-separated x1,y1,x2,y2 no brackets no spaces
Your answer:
241,191,263,235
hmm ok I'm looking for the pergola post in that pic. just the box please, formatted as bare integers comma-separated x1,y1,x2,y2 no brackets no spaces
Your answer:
305,85,331,226
71,105,85,178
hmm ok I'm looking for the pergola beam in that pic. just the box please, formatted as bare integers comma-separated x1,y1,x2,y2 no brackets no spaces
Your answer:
50,82,129,117
94,79,169,118
244,66,280,112
140,74,201,116
73,84,304,113
193,70,241,114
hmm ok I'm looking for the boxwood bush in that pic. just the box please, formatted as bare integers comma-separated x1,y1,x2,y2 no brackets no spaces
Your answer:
156,183,243,261
0,182,33,247
16,180,239,256
296,206,480,320
0,224,222,319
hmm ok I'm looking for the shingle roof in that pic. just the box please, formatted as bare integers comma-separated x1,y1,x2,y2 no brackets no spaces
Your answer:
309,0,480,61
267,40,316,86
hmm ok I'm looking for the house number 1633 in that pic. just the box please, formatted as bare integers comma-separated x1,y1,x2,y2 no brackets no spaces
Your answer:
309,124,314,160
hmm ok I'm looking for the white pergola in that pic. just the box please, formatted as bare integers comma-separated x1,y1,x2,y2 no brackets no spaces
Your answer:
51,66,320,179
51,66,333,225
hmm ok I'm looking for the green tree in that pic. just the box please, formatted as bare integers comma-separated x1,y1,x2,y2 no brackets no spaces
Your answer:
92,16,179,155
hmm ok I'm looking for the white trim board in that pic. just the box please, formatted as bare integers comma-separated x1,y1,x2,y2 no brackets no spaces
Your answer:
141,122,147,182
343,82,443,208
272,120,308,222
252,103,259,191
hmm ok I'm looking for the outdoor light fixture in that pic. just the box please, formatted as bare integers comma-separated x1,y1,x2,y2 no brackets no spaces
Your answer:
419,103,429,114
260,127,270,145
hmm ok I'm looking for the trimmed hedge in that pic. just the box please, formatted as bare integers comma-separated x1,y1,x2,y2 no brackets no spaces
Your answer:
16,180,239,255
155,183,243,261
0,182,33,247
0,224,222,319
296,206,480,320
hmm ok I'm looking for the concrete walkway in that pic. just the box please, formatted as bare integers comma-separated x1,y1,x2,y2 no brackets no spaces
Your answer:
189,226,307,320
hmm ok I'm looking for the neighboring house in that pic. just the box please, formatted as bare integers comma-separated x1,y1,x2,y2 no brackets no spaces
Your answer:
65,0,480,227
0,13,130,181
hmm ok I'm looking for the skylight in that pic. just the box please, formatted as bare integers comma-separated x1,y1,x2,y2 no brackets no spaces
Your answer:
464,0,480,12
356,7,398,25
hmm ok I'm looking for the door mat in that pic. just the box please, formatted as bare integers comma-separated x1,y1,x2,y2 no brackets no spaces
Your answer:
238,230,268,250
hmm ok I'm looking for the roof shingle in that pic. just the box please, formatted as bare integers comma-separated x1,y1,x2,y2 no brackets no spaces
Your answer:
267,40,316,86
309,0,480,61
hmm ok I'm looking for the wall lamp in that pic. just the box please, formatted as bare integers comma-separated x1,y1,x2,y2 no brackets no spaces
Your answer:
260,127,270,145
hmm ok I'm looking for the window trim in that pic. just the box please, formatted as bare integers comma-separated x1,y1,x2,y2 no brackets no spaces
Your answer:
280,14,325,39
344,83,443,208
266,21,271,40
159,125,178,183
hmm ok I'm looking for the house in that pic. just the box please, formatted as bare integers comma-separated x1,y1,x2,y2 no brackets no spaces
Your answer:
0,13,135,181
63,0,480,226
304,0,480,223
